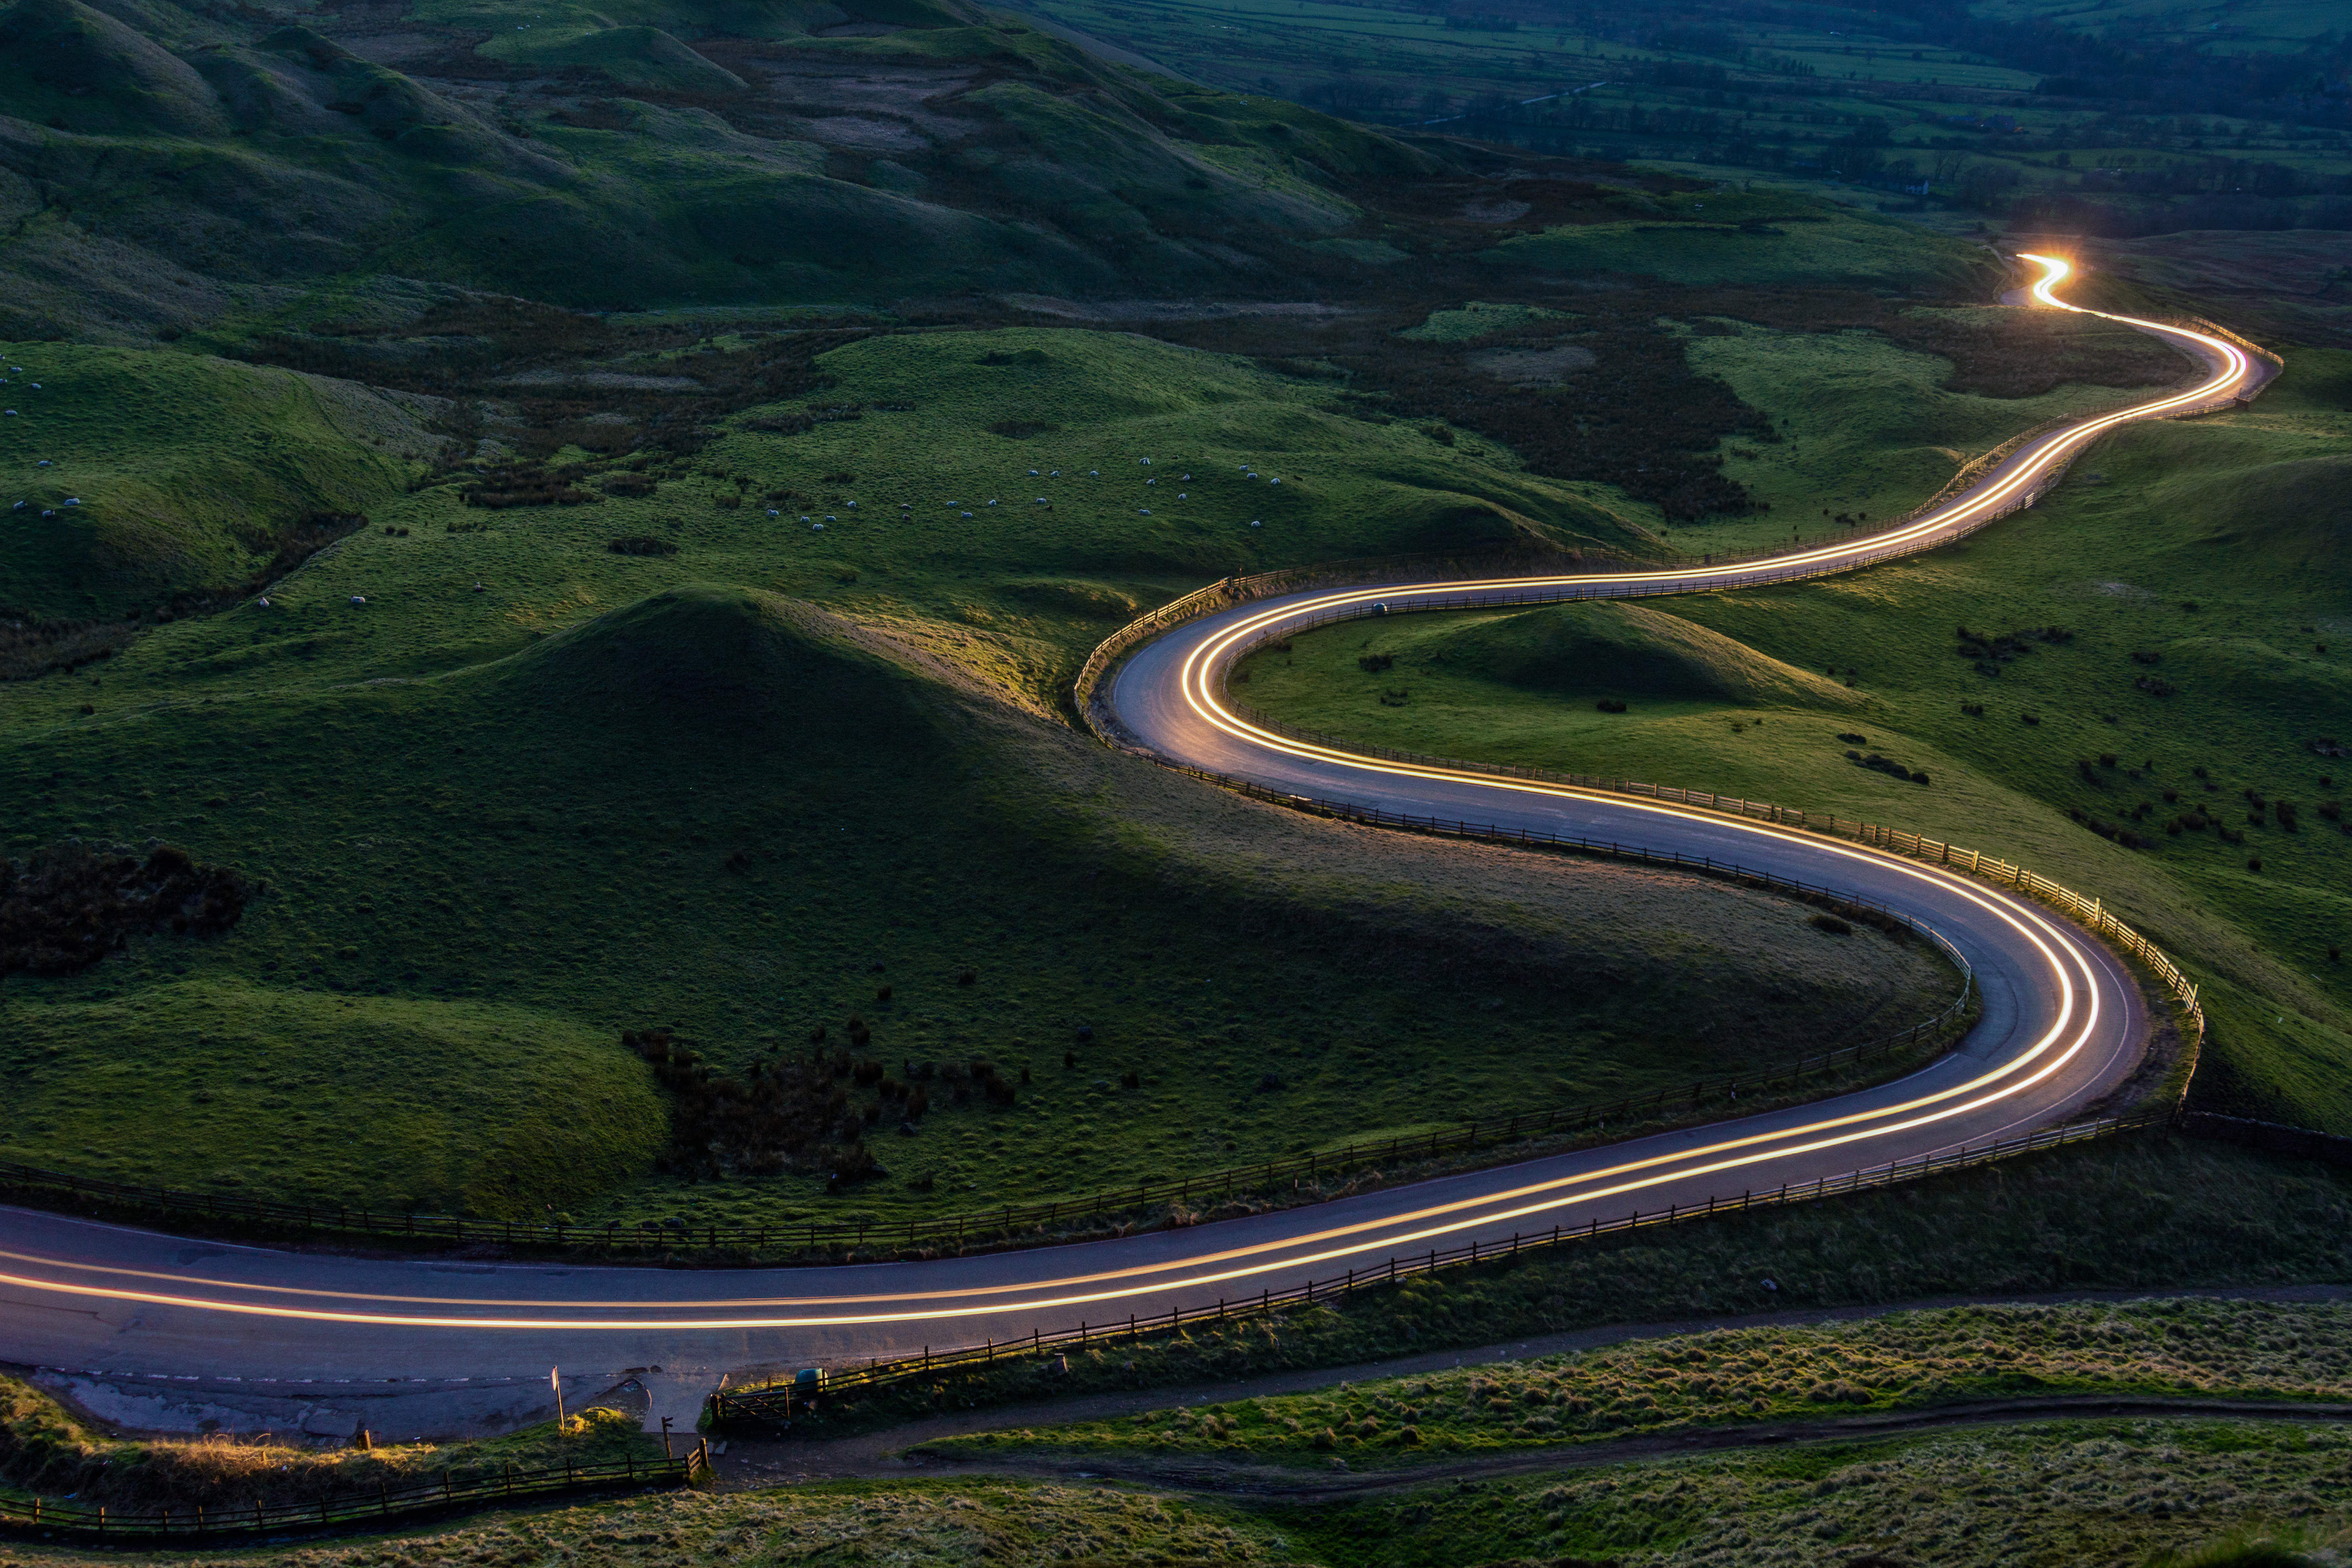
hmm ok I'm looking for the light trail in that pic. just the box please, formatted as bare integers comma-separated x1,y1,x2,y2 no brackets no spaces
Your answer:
0,257,2232,1348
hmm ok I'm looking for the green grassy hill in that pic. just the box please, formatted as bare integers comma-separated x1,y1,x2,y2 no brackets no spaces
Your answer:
0,344,443,626
0,0,1441,340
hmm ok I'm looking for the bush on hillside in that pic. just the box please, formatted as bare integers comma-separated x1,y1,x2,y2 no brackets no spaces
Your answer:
623,1026,918,1184
0,842,248,976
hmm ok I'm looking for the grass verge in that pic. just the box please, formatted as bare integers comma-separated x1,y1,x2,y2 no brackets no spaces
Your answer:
925,1297,2352,1467
2,1417,2348,1566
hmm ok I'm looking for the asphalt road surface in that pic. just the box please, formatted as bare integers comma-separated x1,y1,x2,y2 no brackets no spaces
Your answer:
0,258,2262,1440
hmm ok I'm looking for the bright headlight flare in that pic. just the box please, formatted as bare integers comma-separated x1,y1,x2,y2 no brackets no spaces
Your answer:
0,257,2170,1337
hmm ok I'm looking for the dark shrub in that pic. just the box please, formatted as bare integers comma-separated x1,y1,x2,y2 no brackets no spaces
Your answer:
1596,698,1628,713
1810,914,1853,935
608,536,678,556
875,984,893,1003
1,842,249,975
1358,652,1395,673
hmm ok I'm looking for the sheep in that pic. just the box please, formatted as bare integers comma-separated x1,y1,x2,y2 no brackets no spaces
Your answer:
1139,508,1151,515
812,522,825,531
1178,492,1186,499
768,509,780,516
1028,469,1040,476
36,459,49,466
1251,520,1261,528
257,597,271,608
349,595,367,605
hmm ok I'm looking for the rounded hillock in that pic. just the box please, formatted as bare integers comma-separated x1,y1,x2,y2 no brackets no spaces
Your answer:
493,583,932,746
527,26,747,94
1430,599,1864,708
0,0,228,135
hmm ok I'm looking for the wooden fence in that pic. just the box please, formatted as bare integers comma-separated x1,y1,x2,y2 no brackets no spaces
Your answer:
710,1107,2173,1428
0,1447,708,1546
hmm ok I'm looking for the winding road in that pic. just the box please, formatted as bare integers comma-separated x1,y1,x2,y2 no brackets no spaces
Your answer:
0,258,2270,1442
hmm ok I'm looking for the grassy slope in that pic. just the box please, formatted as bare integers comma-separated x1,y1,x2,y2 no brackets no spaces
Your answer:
1,1382,657,1510
1673,308,2199,556
0,328,1963,1222
1239,346,2352,1133
1490,200,1988,293
932,1299,2352,1465
0,344,441,620
5,1420,2350,1566
0,0,1440,339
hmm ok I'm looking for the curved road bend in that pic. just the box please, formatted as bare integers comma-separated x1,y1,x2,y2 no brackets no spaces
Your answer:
0,259,2259,1438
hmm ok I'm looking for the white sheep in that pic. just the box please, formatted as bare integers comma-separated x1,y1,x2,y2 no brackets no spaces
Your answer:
350,595,366,605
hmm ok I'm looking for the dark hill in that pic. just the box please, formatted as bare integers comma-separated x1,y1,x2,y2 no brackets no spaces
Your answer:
493,582,929,749
0,0,227,136
0,0,1443,335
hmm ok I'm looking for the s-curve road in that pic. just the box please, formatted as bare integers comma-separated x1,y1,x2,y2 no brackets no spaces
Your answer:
0,258,2262,1440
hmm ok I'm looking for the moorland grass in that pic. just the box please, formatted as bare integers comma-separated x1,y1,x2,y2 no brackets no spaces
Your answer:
1236,347,2352,1132
1669,310,2197,555
0,1379,659,1512
0,345,439,622
1490,204,1989,291
931,1297,2352,1466
3,1416,2347,1568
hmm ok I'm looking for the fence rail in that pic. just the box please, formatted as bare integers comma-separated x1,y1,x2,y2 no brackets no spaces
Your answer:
712,1107,2174,1428
0,1448,708,1545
